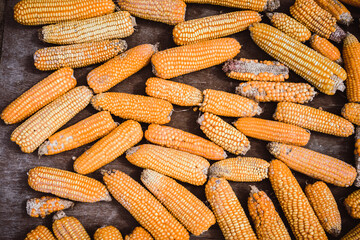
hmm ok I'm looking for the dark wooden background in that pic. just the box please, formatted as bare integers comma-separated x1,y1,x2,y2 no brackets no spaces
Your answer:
0,0,359,239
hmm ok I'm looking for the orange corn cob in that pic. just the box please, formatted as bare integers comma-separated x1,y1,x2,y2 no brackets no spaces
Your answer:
209,157,269,182
344,189,360,219
145,124,227,160
305,181,342,237
141,169,216,235
247,186,291,240
273,102,354,137
25,226,56,240
145,78,203,107
38,111,117,156
205,177,257,240
355,127,360,187
88,44,157,93
151,38,241,79
94,226,123,240
249,23,347,95
267,12,311,42
310,35,342,64
126,144,209,185
103,169,189,240
34,39,127,71
268,160,327,239
199,89,262,117
342,103,360,125
91,92,173,124
234,117,311,146
314,0,353,25
343,33,360,102
52,211,90,240
74,120,143,175
342,223,360,240
26,196,74,218
197,113,250,155
14,0,115,25
125,227,153,240
268,142,357,187
183,0,280,11
339,0,360,7
1,68,76,124
173,11,261,45
236,82,317,104
223,58,289,82
11,86,93,153
117,0,185,25
28,166,111,202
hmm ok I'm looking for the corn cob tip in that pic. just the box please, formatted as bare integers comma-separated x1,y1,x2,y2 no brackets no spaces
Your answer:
126,146,140,156
330,24,346,43
130,16,137,27
265,0,280,11
335,57,343,65
53,211,66,221
339,13,353,26
208,163,227,178
266,12,274,20
249,185,260,195
331,74,346,93
38,141,50,156
344,32,359,47
266,142,281,157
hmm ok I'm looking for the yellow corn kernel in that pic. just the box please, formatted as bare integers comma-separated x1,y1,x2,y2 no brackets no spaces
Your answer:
310,35,342,63
343,33,360,102
125,227,153,240
183,0,280,11
344,189,360,219
25,225,56,240
342,223,360,240
94,226,123,240
52,211,90,240
26,196,74,218
314,0,353,25
342,103,360,125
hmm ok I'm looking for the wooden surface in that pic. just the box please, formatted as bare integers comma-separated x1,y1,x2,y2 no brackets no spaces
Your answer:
0,0,359,239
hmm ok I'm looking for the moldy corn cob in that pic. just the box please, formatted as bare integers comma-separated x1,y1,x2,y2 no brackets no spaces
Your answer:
343,33,360,102
26,196,74,218
344,189,360,219
342,103,360,125
125,227,153,240
355,127,360,187
342,223,360,240
52,211,90,240
314,0,353,25
183,0,280,11
25,225,56,240
94,226,123,240
310,35,343,64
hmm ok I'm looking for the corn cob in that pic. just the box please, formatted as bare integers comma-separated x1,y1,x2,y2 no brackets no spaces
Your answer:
145,78,203,107
344,189,360,219
247,186,291,240
25,225,56,240
234,117,311,146
273,102,354,137
151,38,241,79
249,23,347,95
103,169,189,240
11,86,93,153
74,120,143,175
94,226,123,240
342,223,360,240
26,196,74,218
197,113,250,155
343,33,360,102
117,0,185,25
52,211,90,240
126,144,209,185
339,0,360,7
310,35,342,64
223,58,289,82
205,177,257,240
267,12,311,42
355,127,360,187
125,227,153,240
145,124,227,160
305,181,342,237
38,111,117,156
28,166,111,202
14,0,115,25
183,0,280,11
91,92,173,124
34,39,127,71
141,169,216,235
314,0,353,25
268,160,327,239
1,68,76,124
268,142,357,187
173,11,261,45
209,157,269,182
88,44,157,93
342,103,360,125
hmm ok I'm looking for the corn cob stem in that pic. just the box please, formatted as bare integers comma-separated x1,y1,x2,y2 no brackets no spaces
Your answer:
94,226,123,240
314,0,353,25
354,127,360,187
25,225,56,240
344,189,360,219
26,196,74,218
339,0,360,7
125,227,153,240
342,223,360,240
343,33,360,102
183,0,280,11
52,211,90,240
310,35,343,64
342,103,360,125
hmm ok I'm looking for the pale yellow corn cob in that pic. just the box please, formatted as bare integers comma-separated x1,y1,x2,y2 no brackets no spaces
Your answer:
314,0,353,25
343,33,360,102
25,225,56,240
344,189,360,219
94,226,123,240
52,211,90,240
183,0,280,11
125,227,153,240
310,35,342,64
26,196,74,218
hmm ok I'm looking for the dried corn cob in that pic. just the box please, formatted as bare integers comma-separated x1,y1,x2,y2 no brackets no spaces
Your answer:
52,211,90,240
103,169,189,240
14,0,115,25
268,142,357,187
223,58,289,82
310,35,342,64
342,223,360,240
125,227,153,240
249,23,347,95
314,0,353,25
305,181,342,236
117,0,185,25
88,44,157,93
151,38,241,79
205,177,257,240
209,157,269,182
355,127,360,187
141,169,216,235
344,189,360,219
145,78,203,107
183,0,280,11
91,92,173,124
267,12,311,42
34,39,127,71
342,103,360,125
26,196,74,218
94,226,123,240
247,186,291,240
11,86,93,153
126,144,209,185
25,225,56,240
173,11,261,45
1,68,76,124
268,160,327,239
339,0,360,7
145,124,226,160
233,117,311,146
39,111,117,156
343,33,360,102
28,166,111,202
74,120,143,175
273,102,354,137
